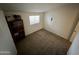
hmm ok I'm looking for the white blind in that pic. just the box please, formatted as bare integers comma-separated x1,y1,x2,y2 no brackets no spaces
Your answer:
29,16,40,25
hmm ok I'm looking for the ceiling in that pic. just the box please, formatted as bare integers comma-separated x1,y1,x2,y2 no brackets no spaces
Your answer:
0,3,79,12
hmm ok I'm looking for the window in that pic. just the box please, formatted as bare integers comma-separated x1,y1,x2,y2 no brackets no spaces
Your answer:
29,16,40,25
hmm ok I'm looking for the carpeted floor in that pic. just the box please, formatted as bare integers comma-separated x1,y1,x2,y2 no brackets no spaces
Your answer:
15,29,71,55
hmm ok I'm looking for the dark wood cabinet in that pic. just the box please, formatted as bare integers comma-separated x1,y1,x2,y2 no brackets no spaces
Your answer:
5,15,25,42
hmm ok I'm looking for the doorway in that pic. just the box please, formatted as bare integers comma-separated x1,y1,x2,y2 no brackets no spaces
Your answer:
70,21,79,42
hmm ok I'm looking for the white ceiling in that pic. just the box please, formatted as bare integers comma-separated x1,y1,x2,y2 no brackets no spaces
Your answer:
0,3,79,12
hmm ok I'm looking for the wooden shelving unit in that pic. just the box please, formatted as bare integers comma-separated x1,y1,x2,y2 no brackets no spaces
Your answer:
5,15,25,42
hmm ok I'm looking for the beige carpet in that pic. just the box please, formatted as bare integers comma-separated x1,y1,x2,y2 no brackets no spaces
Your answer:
15,29,71,55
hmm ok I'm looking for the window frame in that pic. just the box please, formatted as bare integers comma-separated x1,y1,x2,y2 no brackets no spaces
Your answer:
29,15,40,25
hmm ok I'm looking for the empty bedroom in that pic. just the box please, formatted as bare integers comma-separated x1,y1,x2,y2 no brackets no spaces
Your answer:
0,3,79,55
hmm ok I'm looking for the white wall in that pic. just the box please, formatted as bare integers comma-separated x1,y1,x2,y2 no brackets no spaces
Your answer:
4,11,44,36
44,6,79,39
67,32,79,55
0,10,17,55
